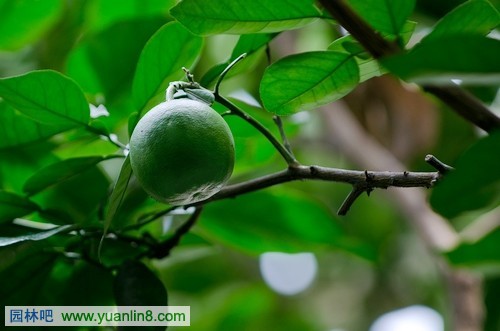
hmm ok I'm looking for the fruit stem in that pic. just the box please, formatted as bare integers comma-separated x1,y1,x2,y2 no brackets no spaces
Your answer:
215,94,300,167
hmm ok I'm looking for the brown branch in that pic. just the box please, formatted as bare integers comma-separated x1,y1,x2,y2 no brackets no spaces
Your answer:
148,206,203,259
317,0,500,133
423,86,500,133
197,165,440,214
320,101,460,249
319,0,400,57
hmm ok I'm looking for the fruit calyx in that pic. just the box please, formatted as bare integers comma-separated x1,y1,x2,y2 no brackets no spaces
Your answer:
166,68,215,106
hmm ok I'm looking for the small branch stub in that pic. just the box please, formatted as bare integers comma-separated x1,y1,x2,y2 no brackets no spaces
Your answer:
425,154,454,174
338,185,365,215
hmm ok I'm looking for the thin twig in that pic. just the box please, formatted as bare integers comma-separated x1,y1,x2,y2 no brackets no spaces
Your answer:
148,206,203,259
215,95,299,166
85,125,128,150
214,53,247,96
273,115,295,157
212,54,299,166
317,0,500,133
120,206,176,232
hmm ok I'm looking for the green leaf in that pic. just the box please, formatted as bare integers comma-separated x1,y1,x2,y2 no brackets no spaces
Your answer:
170,0,320,35
382,35,500,85
0,70,90,127
66,18,166,103
0,101,65,150
23,156,121,196
328,36,381,82
114,261,168,313
231,34,277,60
357,59,385,83
132,22,203,113
430,132,500,219
0,224,73,247
0,0,63,50
0,191,40,224
198,190,345,255
40,261,115,306
347,0,416,36
328,21,416,53
0,143,57,194
327,21,416,82
446,228,500,267
89,0,176,32
200,33,277,87
260,51,359,115
0,243,56,305
422,0,500,42
104,156,133,233
32,166,110,225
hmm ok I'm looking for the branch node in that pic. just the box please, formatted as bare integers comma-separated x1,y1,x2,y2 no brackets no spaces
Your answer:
364,170,374,182
309,165,319,176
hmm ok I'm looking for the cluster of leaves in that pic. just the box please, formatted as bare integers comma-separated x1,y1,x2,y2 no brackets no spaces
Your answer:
0,0,499,330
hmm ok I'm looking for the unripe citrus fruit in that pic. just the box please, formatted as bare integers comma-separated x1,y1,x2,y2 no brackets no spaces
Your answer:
129,99,235,205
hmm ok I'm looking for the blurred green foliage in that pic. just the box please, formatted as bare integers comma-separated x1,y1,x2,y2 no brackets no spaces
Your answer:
0,0,499,330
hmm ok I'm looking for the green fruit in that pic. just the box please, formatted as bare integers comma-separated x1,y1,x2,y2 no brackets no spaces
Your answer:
129,99,234,205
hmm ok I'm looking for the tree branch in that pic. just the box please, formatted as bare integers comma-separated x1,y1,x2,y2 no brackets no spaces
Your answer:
423,86,500,133
215,94,300,166
317,0,500,133
199,165,439,215
147,206,203,259
319,0,400,57
120,206,176,232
